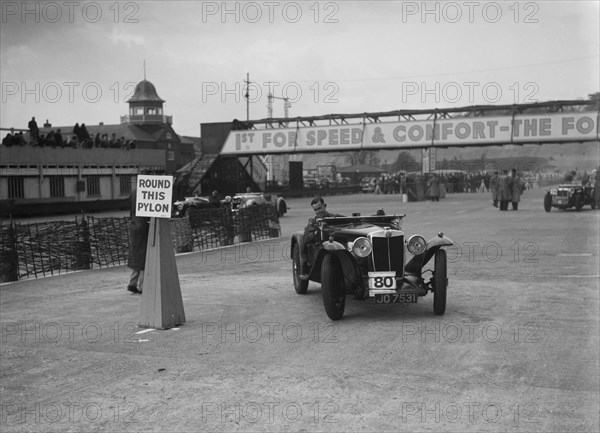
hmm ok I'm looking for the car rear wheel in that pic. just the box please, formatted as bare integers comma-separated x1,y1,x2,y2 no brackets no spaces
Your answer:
543,193,552,212
292,243,308,294
433,249,447,315
278,201,286,217
575,195,583,211
321,253,346,320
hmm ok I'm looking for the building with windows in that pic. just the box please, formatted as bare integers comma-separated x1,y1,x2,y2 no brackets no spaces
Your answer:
0,79,195,217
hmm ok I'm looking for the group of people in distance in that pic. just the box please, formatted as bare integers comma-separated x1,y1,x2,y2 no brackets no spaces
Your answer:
1,117,135,150
489,169,525,211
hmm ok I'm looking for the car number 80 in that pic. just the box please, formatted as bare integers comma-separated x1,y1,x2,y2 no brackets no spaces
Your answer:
368,272,396,289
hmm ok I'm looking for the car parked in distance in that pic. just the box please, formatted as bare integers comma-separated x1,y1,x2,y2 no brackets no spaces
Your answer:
172,196,213,217
232,192,288,217
544,184,596,212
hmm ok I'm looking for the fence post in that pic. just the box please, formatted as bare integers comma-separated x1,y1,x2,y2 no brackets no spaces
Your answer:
0,220,19,282
223,207,235,246
267,206,281,238
237,208,252,243
74,213,91,270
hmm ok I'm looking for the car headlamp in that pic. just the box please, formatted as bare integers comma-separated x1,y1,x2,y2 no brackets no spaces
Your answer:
177,203,183,210
407,235,427,254
351,237,372,258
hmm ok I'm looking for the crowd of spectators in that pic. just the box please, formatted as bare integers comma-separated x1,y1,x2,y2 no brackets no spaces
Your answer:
2,117,136,150
364,172,491,195
1,130,27,147
363,170,555,196
562,169,598,187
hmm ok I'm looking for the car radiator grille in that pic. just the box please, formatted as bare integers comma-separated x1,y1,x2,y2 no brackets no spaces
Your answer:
369,233,404,276
557,190,569,197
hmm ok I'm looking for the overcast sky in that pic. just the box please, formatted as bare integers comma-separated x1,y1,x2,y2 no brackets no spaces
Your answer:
1,1,598,136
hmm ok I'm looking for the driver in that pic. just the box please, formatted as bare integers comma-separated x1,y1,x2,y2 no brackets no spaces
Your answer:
299,197,344,279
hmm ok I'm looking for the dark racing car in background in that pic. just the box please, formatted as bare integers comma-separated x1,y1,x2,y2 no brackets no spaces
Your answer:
544,184,596,212
173,192,289,218
172,196,213,217
232,192,288,217
291,212,453,320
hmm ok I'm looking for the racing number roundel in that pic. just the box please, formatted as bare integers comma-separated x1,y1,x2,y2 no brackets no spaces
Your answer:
368,272,397,290
372,276,394,288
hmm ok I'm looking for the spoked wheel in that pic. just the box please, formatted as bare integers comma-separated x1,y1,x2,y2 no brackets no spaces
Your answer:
543,193,552,212
321,253,346,320
433,249,447,315
292,243,308,294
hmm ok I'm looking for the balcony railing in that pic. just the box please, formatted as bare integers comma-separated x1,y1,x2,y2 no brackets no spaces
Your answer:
0,146,165,167
120,114,172,125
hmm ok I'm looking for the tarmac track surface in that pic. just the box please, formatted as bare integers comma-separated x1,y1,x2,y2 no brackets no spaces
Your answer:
1,189,599,432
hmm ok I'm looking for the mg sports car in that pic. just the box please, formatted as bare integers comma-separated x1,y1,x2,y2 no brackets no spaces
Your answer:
291,212,453,320
544,184,596,212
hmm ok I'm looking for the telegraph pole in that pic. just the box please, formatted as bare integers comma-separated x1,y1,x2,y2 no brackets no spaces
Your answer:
244,73,250,122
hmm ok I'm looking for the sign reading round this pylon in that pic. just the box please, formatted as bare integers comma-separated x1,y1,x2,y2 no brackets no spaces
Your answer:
136,175,173,218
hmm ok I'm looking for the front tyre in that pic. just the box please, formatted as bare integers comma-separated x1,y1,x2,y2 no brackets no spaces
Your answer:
543,193,552,212
433,249,447,315
292,243,308,294
321,253,346,320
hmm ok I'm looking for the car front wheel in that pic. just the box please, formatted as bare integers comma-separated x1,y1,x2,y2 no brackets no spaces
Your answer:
543,193,552,212
321,253,346,320
433,249,447,315
292,243,308,294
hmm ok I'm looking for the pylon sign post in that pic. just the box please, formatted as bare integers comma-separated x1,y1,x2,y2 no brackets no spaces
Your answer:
137,175,186,329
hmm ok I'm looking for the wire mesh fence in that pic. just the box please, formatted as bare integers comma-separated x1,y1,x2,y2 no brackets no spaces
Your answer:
0,204,280,282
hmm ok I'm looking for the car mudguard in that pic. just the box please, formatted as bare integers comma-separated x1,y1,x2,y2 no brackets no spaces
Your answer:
290,232,303,254
277,196,287,214
405,234,453,274
310,246,362,291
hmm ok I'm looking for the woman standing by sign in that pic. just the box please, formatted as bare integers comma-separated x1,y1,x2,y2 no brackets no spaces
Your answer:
127,186,149,294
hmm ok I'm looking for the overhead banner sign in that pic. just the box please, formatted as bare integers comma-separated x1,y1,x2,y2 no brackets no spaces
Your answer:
136,175,173,218
220,111,599,155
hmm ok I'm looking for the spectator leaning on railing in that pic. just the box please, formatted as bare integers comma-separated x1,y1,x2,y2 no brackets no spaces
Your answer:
3,120,141,149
